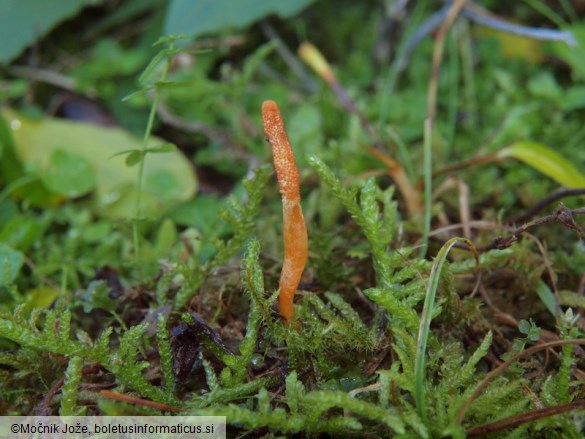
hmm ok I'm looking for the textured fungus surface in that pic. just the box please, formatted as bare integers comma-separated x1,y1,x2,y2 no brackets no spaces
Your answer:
262,100,308,324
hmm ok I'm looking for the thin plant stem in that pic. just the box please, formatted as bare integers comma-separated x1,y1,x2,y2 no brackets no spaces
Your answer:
521,0,566,27
459,19,477,131
385,126,415,181
132,42,174,264
559,0,578,23
379,0,431,130
426,0,466,122
60,265,68,298
420,118,432,258
420,0,466,259
446,27,459,153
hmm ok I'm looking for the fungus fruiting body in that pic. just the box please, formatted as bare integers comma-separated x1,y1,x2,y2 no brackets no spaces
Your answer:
262,100,308,325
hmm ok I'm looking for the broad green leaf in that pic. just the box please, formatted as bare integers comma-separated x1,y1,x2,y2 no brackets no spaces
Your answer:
0,112,58,205
41,149,96,197
25,287,60,309
164,0,316,38
0,244,24,286
2,109,198,219
497,141,585,188
0,0,87,63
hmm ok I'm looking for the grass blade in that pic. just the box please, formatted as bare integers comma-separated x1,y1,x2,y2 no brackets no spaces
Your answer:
414,237,479,422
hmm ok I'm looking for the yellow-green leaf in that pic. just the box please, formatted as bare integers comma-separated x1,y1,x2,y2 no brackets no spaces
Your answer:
2,109,198,218
42,149,96,197
25,287,60,309
497,141,585,188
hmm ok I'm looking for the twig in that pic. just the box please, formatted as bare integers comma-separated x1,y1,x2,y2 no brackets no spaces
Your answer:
461,1,576,46
156,100,238,150
298,42,422,218
399,0,577,70
397,2,453,72
99,390,186,412
507,189,585,225
38,376,66,415
431,177,471,238
367,147,422,214
298,42,381,149
7,65,81,93
431,152,498,179
429,220,514,237
456,338,585,424
447,203,585,253
466,399,585,437
260,20,318,93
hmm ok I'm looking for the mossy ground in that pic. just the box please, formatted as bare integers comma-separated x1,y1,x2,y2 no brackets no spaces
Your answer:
1,0,585,437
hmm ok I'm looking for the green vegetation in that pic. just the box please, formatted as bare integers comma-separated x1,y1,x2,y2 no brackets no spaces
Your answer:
1,0,585,437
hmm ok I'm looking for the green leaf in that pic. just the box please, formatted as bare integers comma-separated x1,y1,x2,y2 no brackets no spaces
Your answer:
125,150,143,167
551,24,585,80
497,141,585,188
82,281,117,313
536,280,558,317
560,86,585,111
41,149,96,197
0,113,58,205
146,143,176,153
164,0,316,38
139,49,169,84
0,215,45,251
155,217,178,257
414,237,478,422
527,72,562,102
2,109,197,218
70,39,147,83
108,148,139,159
518,320,531,335
0,0,87,63
25,287,60,310
0,244,24,286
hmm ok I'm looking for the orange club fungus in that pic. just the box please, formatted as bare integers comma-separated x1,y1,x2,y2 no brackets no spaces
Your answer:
261,100,308,325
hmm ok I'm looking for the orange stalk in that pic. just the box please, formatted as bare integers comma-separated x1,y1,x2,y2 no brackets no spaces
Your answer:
262,100,308,325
